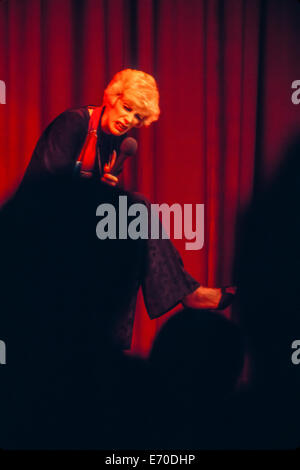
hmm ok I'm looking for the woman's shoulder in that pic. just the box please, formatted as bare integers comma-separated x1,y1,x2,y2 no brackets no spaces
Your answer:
42,106,92,136
50,105,104,131
53,105,90,122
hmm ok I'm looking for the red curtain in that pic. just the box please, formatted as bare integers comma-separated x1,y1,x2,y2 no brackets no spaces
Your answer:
1,0,300,356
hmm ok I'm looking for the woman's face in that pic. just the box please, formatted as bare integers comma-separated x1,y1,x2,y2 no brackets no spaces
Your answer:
101,96,146,135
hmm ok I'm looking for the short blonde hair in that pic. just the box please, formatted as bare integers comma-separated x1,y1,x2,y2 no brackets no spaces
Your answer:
103,69,160,127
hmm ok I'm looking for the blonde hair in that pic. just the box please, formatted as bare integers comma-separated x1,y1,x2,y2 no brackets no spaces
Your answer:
103,69,160,127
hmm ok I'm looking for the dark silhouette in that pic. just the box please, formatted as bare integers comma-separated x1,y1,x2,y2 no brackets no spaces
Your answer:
147,308,245,449
0,176,149,449
233,135,300,448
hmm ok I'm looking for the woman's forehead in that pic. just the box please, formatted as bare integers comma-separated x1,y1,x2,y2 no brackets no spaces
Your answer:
122,94,147,114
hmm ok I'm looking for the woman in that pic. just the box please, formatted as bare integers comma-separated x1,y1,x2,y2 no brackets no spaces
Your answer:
21,69,235,348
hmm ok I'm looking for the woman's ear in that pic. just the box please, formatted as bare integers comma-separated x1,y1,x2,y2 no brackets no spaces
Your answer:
110,95,120,107
102,94,119,109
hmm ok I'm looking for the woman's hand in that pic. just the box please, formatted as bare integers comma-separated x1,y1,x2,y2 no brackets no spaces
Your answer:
100,150,119,187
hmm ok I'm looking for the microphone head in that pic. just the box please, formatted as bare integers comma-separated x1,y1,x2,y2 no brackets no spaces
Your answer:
120,137,138,156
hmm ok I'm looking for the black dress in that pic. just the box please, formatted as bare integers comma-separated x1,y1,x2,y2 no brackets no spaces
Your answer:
21,106,200,349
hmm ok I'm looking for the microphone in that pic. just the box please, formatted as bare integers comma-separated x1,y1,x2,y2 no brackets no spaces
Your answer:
110,137,138,176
